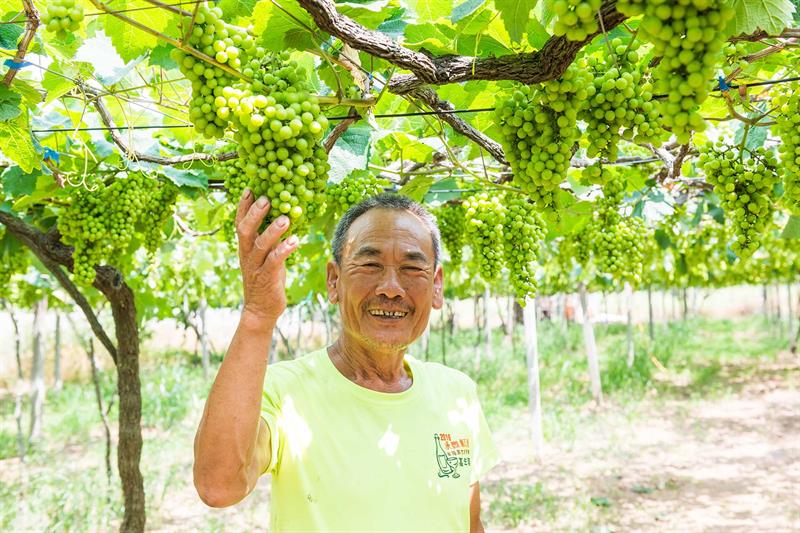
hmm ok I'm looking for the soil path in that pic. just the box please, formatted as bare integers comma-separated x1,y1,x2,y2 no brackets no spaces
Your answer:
486,359,800,532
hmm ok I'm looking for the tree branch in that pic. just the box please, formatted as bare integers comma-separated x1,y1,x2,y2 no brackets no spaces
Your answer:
296,0,625,93
0,212,119,364
2,0,39,87
295,0,438,81
729,27,800,42
409,88,507,165
87,88,238,165
323,114,359,152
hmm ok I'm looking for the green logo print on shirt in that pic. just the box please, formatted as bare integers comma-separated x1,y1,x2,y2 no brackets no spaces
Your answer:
434,432,471,478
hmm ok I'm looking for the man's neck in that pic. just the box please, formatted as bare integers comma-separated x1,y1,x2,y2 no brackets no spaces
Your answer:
328,337,413,393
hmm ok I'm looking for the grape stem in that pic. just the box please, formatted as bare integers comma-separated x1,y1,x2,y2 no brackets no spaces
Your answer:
2,0,38,88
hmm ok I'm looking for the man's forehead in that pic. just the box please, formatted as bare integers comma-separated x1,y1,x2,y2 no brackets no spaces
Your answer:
343,208,433,258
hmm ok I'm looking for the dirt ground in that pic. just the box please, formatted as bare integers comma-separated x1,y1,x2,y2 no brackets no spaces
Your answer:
487,357,800,532
3,354,797,532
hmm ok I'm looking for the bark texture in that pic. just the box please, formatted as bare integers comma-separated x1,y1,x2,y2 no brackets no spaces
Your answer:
0,212,145,533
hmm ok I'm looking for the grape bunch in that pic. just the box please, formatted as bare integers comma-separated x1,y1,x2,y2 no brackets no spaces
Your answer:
229,53,330,233
58,174,178,284
581,38,665,161
173,2,331,238
171,3,255,139
616,0,735,144
552,0,602,41
435,202,467,267
0,230,28,298
722,42,749,78
772,82,800,214
41,0,83,35
697,144,780,257
326,171,384,217
495,64,591,211
463,192,506,282
580,165,648,284
503,194,546,301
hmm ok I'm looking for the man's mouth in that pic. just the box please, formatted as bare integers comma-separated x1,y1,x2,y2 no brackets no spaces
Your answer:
368,309,409,319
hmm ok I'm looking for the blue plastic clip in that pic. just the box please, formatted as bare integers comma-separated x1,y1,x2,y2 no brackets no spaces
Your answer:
3,59,33,70
718,76,730,92
43,147,60,163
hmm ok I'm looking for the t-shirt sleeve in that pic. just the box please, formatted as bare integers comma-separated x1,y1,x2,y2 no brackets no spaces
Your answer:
260,366,284,476
469,383,500,485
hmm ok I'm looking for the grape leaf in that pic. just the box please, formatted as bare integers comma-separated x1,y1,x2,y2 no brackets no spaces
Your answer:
0,85,21,121
103,0,175,63
782,215,800,239
378,9,408,39
339,0,392,29
728,0,795,36
0,113,40,173
526,17,550,48
495,0,537,43
10,78,43,108
161,167,208,190
328,126,372,182
219,0,258,18
0,20,22,49
399,175,435,202
451,0,486,22
252,0,319,52
407,0,452,21
149,44,178,69
1,165,37,197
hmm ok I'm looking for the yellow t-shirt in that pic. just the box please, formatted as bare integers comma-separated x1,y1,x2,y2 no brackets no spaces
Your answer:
260,348,500,532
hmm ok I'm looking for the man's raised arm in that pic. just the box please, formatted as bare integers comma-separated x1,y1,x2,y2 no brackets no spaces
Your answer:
193,189,298,507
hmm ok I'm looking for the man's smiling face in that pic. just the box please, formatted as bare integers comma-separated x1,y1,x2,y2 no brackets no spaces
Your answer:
327,208,443,353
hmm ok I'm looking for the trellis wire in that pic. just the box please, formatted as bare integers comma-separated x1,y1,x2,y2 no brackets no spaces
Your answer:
23,75,800,134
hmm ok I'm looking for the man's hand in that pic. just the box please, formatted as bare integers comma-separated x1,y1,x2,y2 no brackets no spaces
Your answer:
236,189,298,326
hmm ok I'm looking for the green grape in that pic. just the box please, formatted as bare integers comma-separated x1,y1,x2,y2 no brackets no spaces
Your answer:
463,192,506,282
577,164,648,284
552,0,602,41
697,143,780,258
0,229,28,298
772,82,800,214
581,38,665,161
616,0,735,144
171,2,331,241
434,202,467,267
41,0,83,35
722,42,749,78
495,64,592,211
58,174,178,284
503,194,545,301
141,181,179,253
327,171,385,216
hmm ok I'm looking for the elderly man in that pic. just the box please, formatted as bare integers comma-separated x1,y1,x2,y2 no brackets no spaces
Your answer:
193,190,499,532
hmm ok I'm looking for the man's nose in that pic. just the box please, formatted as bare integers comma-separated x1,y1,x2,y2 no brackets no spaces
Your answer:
375,266,405,299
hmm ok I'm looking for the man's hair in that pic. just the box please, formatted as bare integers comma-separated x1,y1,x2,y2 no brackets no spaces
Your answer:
332,193,442,268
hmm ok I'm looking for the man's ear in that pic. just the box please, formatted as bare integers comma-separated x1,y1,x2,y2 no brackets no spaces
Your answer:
432,264,444,310
326,261,340,304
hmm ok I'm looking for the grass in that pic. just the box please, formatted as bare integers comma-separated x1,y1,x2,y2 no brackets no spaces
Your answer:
0,314,792,531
